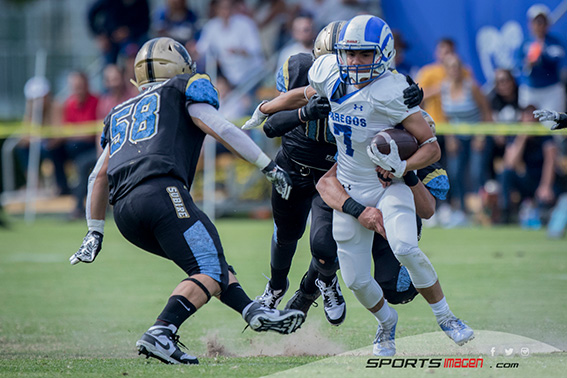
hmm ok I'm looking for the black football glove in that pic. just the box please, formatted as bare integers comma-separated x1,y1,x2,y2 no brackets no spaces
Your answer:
403,75,424,108
70,231,103,265
300,95,331,121
262,161,292,200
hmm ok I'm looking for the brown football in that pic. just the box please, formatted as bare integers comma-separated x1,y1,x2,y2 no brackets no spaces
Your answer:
370,128,418,160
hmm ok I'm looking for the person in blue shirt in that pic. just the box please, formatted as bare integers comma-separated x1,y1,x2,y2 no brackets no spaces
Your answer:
516,4,566,114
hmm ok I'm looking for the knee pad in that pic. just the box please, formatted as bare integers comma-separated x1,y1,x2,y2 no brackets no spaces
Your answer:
310,227,339,276
393,245,438,289
311,256,339,277
346,275,384,309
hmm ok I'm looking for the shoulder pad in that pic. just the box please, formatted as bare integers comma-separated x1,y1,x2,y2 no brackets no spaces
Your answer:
185,73,219,109
309,54,338,87
276,53,312,92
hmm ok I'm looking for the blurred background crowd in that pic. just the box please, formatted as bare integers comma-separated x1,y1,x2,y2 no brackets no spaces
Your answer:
1,0,567,235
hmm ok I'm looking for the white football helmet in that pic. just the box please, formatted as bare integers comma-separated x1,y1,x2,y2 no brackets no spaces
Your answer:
134,37,196,91
335,15,396,85
313,20,347,59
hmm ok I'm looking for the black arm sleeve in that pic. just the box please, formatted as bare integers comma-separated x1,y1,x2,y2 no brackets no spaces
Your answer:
263,110,302,138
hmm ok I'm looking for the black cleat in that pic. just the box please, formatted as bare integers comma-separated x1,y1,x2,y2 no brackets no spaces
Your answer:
135,325,198,365
243,301,305,334
284,288,320,316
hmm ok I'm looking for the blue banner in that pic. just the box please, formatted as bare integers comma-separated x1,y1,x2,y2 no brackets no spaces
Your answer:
382,0,567,84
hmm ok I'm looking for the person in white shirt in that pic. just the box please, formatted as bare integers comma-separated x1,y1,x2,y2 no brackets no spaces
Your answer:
196,0,264,87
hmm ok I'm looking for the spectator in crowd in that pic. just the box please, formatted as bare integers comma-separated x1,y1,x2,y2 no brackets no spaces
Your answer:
516,4,566,115
153,0,200,58
489,68,521,123
196,0,264,88
440,53,493,224
499,105,557,224
53,71,100,219
487,68,521,180
87,0,151,65
299,0,379,31
416,38,470,125
277,12,315,70
15,77,63,193
254,0,291,57
96,64,137,155
96,64,137,121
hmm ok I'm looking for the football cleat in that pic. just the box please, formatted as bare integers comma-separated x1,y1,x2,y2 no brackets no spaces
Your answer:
438,315,475,346
242,301,305,335
136,324,198,365
373,308,398,356
315,276,346,326
284,287,320,315
255,279,288,309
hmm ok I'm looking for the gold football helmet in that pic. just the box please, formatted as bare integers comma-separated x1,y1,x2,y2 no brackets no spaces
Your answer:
313,20,347,59
133,37,196,90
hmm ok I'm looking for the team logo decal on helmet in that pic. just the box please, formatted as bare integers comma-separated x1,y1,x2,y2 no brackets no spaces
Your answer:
335,15,396,85
134,37,196,91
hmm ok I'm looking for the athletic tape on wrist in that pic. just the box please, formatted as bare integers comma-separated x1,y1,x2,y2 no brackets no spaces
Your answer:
87,219,105,235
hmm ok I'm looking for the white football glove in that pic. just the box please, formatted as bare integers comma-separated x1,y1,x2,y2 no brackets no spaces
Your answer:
533,109,559,122
70,231,103,265
242,101,269,130
367,139,407,179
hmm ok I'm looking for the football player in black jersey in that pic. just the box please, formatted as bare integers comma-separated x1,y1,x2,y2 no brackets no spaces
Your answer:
69,38,305,365
243,21,425,325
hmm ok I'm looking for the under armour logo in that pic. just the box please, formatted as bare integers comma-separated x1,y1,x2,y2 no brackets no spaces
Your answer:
353,104,363,111
342,184,352,191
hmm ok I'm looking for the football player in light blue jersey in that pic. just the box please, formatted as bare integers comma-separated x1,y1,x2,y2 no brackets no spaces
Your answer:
308,15,474,356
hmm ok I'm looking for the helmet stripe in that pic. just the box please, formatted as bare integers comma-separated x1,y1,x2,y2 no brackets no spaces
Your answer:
146,39,157,82
364,17,383,45
330,21,340,52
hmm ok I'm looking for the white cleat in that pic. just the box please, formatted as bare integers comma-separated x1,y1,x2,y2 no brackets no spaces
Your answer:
373,308,398,356
438,315,475,346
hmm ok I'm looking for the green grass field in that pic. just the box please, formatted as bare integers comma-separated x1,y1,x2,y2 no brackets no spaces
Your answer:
1,217,566,377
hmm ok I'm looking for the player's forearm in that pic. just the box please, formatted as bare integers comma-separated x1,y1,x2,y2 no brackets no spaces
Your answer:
316,168,350,212
404,142,441,173
409,179,436,219
260,86,314,114
85,147,109,232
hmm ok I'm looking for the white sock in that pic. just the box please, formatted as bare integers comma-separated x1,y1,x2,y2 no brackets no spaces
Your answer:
430,297,452,320
372,301,394,326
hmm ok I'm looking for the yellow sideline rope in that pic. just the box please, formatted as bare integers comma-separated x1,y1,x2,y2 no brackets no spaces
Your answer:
0,120,566,139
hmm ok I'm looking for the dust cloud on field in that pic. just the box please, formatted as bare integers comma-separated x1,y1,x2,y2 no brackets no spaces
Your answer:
203,320,345,357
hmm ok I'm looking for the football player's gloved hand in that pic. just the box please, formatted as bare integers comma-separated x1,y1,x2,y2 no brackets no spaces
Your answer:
403,75,424,108
242,101,269,130
262,161,292,200
300,95,331,121
533,109,567,130
367,139,407,179
70,231,103,265
533,109,559,122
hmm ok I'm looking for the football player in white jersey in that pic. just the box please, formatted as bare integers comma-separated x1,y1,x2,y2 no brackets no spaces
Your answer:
308,15,474,356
